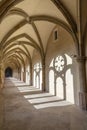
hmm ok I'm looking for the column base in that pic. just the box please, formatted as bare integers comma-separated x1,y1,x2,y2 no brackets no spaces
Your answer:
79,92,87,110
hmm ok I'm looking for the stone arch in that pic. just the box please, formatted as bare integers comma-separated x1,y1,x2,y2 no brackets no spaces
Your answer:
5,67,13,77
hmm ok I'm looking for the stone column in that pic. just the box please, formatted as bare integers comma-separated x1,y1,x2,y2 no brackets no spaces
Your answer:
0,64,4,89
0,50,4,89
18,68,21,80
23,66,26,82
30,62,32,86
0,67,2,89
42,60,45,91
77,57,87,110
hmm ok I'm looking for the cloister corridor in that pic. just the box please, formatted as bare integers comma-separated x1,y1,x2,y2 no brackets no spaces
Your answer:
0,78,87,130
0,0,87,129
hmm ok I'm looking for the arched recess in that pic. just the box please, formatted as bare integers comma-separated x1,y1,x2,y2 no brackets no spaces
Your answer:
2,33,43,84
4,57,21,80
48,54,74,103
3,51,25,68
49,70,54,95
33,62,42,89
46,25,79,104
3,47,28,81
32,49,42,89
5,67,13,77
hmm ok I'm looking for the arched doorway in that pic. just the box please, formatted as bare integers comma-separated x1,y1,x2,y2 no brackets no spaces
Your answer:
5,67,13,77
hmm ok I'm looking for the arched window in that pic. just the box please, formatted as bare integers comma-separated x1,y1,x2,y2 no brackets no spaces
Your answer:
26,65,30,85
49,70,54,95
56,77,64,99
49,54,74,103
33,63,42,89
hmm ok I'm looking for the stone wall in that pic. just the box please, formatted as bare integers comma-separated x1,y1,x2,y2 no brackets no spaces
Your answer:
46,25,80,105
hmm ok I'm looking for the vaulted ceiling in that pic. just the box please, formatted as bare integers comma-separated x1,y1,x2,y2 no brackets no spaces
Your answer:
0,0,78,69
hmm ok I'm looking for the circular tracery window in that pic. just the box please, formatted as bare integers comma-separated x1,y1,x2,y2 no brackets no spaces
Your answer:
55,56,65,72
34,63,42,72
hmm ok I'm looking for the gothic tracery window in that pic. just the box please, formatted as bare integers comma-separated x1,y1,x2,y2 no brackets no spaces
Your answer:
49,55,66,98
33,62,42,89
54,56,65,72
49,54,74,103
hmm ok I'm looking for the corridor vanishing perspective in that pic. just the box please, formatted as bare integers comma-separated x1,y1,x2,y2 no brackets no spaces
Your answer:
0,0,87,130
0,78,87,130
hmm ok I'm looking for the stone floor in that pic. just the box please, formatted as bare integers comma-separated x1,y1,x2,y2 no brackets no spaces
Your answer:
0,78,87,130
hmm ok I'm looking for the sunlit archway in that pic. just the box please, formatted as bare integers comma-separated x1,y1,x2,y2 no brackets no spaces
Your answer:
49,54,74,103
33,62,42,89
26,65,30,85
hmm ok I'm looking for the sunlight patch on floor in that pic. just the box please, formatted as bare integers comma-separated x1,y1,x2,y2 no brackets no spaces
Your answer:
17,86,41,92
34,101,72,109
28,96,60,104
7,78,73,110
24,93,53,99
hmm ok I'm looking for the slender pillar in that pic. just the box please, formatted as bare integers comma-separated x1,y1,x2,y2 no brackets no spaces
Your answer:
23,66,26,82
0,50,4,89
0,51,2,89
30,62,32,86
42,59,45,91
0,67,2,89
0,65,4,89
77,57,87,110
18,68,21,80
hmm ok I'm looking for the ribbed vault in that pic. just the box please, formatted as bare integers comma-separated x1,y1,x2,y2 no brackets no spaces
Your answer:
0,0,78,74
